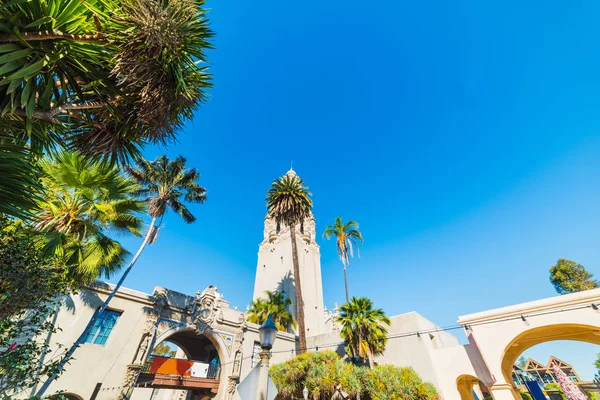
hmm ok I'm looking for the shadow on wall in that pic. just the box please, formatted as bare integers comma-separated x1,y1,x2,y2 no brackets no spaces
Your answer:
277,272,295,305
64,289,102,314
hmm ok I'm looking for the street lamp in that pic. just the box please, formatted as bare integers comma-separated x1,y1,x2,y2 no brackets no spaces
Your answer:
256,315,277,400
259,314,278,350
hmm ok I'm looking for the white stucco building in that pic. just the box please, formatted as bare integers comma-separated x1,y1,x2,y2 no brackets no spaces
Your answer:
27,169,600,400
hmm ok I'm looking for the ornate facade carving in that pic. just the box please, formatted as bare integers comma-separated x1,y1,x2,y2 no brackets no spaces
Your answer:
191,285,220,334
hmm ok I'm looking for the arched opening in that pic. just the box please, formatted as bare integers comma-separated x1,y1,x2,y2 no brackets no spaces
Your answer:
500,324,600,400
136,328,224,398
457,374,494,400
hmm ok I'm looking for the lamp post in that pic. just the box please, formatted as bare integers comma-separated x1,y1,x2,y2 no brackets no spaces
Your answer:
256,315,277,400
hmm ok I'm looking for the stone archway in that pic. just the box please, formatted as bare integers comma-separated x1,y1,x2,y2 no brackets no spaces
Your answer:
457,374,493,400
499,323,600,400
143,325,230,398
457,289,600,400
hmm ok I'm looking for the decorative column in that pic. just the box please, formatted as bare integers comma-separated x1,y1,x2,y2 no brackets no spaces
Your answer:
119,288,167,399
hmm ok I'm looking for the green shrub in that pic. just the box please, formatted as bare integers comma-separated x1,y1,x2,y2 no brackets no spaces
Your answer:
270,350,440,400
545,383,566,400
587,391,600,400
520,390,533,400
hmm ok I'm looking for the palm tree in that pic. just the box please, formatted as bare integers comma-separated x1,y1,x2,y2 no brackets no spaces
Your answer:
247,291,297,332
36,155,207,397
323,217,363,302
0,0,213,164
265,169,312,353
336,297,391,369
35,151,144,282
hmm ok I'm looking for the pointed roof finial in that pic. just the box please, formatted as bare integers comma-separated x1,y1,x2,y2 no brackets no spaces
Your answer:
286,161,297,177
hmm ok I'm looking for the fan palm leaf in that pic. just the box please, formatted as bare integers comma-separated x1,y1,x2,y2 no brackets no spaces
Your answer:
336,297,390,369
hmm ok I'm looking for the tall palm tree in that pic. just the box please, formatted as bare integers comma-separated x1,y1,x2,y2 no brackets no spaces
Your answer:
265,169,312,353
324,217,363,303
36,155,207,397
35,151,144,282
336,297,390,369
247,290,297,332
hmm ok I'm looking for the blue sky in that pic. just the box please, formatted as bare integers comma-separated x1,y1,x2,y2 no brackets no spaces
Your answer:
110,0,600,380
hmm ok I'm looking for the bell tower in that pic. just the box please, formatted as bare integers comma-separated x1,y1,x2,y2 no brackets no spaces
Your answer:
252,168,327,337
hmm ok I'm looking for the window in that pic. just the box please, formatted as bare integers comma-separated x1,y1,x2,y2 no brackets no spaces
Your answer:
84,309,121,345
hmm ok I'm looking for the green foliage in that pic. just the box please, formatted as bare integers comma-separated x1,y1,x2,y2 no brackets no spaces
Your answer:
0,0,214,163
323,216,363,301
516,356,527,368
595,352,600,373
0,217,72,397
152,342,177,358
34,151,144,283
520,390,533,400
247,290,296,332
125,155,207,223
0,134,41,218
549,258,599,294
545,383,566,400
0,216,71,318
336,297,391,368
266,174,313,229
270,351,440,400
587,391,600,400
324,217,363,265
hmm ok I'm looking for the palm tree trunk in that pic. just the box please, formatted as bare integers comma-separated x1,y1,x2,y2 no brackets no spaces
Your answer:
367,348,374,369
290,222,307,353
35,216,158,398
343,260,349,303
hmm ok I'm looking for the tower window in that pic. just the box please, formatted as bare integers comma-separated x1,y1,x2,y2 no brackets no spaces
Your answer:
84,309,121,345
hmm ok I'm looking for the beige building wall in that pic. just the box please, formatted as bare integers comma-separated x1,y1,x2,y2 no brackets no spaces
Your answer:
30,284,154,400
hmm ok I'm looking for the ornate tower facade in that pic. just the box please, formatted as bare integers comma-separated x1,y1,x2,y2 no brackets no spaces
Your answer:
252,168,327,337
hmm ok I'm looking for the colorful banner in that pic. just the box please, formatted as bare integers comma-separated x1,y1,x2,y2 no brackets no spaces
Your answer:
150,356,194,376
552,362,588,400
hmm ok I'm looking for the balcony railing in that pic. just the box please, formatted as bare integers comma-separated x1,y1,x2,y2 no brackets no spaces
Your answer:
142,355,221,380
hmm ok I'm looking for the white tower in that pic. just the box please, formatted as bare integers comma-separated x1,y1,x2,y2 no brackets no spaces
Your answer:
252,168,327,337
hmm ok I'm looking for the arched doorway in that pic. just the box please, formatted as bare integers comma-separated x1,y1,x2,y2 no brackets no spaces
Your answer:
136,328,225,399
457,374,494,400
500,324,600,400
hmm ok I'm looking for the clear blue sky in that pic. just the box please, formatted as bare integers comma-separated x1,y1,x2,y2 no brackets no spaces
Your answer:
110,0,600,380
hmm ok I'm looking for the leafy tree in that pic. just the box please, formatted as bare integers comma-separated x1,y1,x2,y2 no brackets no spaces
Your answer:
516,356,527,368
0,216,72,397
595,353,600,375
36,155,206,396
0,0,213,163
270,350,440,400
152,342,177,358
336,297,391,369
324,216,363,302
35,151,144,283
549,259,599,295
0,217,71,318
247,290,296,332
265,169,313,353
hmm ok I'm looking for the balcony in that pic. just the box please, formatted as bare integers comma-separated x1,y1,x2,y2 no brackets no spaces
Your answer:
136,355,221,391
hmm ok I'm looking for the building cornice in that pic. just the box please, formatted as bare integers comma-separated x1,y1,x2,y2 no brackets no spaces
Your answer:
458,288,600,325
